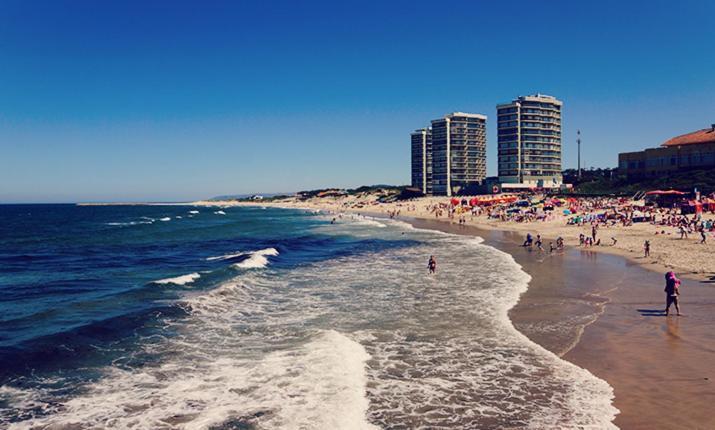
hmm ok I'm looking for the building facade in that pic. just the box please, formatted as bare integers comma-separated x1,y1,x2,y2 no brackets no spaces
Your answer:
410,128,432,194
497,94,563,188
619,125,715,178
431,112,487,196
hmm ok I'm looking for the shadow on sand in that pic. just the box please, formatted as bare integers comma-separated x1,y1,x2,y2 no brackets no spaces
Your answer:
637,308,666,317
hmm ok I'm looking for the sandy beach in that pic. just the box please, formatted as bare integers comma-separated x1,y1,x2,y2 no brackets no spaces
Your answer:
196,196,715,429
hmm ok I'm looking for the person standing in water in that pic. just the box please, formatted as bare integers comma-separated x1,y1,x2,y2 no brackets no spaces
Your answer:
664,271,682,316
427,256,437,274
523,233,533,247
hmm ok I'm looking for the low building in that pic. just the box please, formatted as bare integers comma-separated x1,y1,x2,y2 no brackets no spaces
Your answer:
619,125,715,178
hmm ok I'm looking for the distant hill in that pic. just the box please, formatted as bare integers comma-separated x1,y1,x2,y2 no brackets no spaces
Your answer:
209,192,294,201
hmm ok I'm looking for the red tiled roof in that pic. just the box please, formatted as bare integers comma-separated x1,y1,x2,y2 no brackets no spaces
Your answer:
662,127,715,147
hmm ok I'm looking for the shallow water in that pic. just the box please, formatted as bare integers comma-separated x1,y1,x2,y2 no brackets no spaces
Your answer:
0,205,617,429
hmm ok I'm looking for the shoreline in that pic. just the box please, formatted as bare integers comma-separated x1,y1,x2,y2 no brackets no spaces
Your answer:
191,199,714,284
215,200,715,429
406,217,715,429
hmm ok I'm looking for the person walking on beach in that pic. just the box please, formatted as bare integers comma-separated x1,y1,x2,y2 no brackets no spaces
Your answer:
427,256,437,274
535,234,544,251
644,240,651,257
664,271,682,316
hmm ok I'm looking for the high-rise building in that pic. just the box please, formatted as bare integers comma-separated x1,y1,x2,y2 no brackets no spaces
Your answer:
410,128,432,194
431,112,487,196
497,94,563,188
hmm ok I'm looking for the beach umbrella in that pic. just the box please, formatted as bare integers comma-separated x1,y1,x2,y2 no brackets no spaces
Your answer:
645,190,686,195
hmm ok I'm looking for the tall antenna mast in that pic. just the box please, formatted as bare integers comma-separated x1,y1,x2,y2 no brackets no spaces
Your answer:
577,130,581,179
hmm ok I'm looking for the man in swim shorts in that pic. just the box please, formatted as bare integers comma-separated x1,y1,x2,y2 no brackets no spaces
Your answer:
427,256,437,274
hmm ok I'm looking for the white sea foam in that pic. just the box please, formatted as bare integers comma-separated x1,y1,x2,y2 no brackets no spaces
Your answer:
159,217,172,222
6,330,376,430
153,272,201,285
189,210,200,214
175,216,183,219
214,210,226,215
206,251,248,261
106,220,154,226
353,218,386,228
4,211,617,429
232,248,279,269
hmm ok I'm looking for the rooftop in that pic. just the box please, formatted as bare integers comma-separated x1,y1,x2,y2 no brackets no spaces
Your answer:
435,112,487,121
497,94,563,108
662,125,715,147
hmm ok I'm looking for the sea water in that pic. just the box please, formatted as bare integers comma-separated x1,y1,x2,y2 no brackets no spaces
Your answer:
0,204,617,429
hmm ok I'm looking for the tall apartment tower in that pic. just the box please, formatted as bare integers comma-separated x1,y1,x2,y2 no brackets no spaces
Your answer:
431,112,487,196
410,128,432,194
497,94,563,188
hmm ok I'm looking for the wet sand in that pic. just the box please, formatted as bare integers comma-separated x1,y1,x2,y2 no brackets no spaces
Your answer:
408,217,715,430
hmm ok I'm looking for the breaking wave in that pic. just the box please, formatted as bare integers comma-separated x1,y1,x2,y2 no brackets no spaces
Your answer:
232,248,279,269
153,272,201,285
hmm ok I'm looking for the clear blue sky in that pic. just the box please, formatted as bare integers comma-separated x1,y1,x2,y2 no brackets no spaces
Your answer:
2,0,714,202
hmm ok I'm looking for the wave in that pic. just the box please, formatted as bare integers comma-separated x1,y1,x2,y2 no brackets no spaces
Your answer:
105,220,153,226
232,248,279,269
158,217,171,222
214,210,226,215
227,330,376,429
152,272,201,285
189,210,200,214
4,330,376,430
1,207,617,429
206,251,247,261
354,218,386,228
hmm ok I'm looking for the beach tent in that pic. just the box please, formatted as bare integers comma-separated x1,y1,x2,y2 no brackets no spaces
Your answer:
645,190,687,208
645,190,686,196
702,198,715,211
450,198,460,206
681,200,703,215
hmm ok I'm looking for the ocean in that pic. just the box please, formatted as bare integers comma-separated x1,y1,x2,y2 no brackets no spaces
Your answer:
0,204,617,429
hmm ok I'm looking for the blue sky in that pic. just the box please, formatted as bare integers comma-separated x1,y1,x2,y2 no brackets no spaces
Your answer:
2,0,714,202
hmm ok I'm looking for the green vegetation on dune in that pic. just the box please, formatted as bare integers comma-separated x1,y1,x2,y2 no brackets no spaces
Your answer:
564,167,715,196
